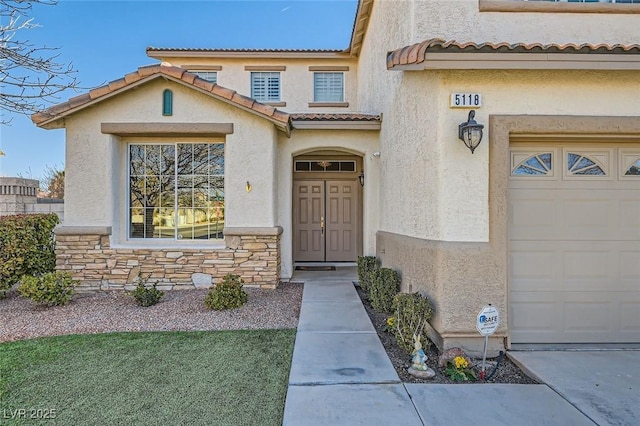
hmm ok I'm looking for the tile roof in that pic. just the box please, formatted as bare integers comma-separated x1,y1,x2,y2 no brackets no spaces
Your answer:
290,113,381,122
147,47,346,53
32,63,291,133
387,38,640,69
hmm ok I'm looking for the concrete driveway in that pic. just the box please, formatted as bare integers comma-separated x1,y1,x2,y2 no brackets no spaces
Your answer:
509,350,639,426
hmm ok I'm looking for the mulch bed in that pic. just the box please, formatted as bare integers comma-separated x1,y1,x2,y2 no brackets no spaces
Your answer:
355,285,538,384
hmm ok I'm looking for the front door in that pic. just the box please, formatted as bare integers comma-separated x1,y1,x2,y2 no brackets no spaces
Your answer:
293,179,359,262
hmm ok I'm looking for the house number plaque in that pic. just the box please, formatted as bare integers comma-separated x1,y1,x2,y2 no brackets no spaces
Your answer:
450,93,482,108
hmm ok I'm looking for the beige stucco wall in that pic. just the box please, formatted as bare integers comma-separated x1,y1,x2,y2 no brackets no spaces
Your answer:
62,78,281,245
356,0,640,352
276,129,380,279
157,57,359,113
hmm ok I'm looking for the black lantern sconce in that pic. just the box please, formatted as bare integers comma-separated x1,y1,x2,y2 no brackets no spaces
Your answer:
458,110,484,154
358,171,365,187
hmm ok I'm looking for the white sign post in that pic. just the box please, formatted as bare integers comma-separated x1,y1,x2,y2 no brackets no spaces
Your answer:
476,304,500,380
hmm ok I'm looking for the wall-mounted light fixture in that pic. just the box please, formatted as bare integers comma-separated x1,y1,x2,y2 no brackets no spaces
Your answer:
458,110,484,154
358,171,365,187
246,181,252,192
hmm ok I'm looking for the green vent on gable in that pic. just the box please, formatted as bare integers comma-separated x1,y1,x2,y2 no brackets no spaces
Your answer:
162,89,173,116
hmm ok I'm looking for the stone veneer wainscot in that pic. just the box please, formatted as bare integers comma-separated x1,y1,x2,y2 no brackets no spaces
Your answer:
54,226,282,291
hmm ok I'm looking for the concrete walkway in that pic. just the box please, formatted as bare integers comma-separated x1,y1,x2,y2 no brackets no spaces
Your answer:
282,268,596,426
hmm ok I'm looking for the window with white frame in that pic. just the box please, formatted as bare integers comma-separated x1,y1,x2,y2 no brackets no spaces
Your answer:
313,72,344,102
189,71,218,83
128,142,224,240
251,72,280,102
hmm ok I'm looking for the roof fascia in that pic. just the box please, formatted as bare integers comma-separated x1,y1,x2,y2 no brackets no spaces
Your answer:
348,0,374,57
389,52,640,71
147,51,351,60
479,0,640,14
291,120,381,131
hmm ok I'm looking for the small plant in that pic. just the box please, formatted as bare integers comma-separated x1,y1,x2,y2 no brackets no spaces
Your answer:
357,256,380,294
392,292,433,354
369,267,400,313
130,274,164,307
205,274,248,310
18,271,77,306
445,356,477,382
385,316,397,333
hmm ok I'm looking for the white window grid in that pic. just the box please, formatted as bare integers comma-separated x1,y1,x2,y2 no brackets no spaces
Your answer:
313,72,344,102
128,142,225,241
251,72,280,102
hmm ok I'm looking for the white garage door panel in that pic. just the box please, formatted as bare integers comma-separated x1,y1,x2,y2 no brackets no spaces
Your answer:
509,144,640,344
510,292,640,343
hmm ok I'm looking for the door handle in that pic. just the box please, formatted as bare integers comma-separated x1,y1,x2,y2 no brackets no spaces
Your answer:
320,216,324,237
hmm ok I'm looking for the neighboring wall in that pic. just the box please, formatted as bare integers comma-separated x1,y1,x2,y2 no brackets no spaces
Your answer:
0,177,64,220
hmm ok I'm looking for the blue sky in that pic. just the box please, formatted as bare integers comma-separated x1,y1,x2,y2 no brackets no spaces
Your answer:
0,0,358,179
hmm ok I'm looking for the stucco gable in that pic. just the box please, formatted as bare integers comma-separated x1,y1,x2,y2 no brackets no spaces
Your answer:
31,63,292,135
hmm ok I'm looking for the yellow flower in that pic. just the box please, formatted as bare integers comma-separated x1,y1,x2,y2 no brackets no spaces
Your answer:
454,356,468,369
386,317,396,327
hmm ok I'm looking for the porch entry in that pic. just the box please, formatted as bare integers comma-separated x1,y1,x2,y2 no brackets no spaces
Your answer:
293,155,362,262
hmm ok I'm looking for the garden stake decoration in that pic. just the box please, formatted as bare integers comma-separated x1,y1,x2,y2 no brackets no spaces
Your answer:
476,304,500,380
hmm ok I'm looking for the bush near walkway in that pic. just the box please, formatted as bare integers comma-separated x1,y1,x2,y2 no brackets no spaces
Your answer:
0,214,59,297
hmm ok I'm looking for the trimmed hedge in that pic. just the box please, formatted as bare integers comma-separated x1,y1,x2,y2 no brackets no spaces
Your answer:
370,267,400,313
357,256,380,295
392,292,433,354
0,214,59,296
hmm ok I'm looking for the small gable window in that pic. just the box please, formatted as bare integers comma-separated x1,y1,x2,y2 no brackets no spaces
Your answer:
162,89,173,116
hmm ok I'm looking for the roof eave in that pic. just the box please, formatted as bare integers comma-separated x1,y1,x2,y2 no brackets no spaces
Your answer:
147,50,350,60
348,0,374,57
291,120,381,131
388,53,640,71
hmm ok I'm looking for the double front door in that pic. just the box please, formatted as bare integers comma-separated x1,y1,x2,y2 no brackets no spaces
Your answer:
293,180,359,262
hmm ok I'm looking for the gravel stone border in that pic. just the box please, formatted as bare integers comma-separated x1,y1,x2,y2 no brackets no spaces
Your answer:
0,282,303,343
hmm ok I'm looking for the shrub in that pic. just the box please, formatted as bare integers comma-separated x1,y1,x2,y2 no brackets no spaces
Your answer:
0,213,59,297
130,274,164,307
369,268,400,313
356,256,380,294
205,274,248,310
392,292,434,354
18,271,77,306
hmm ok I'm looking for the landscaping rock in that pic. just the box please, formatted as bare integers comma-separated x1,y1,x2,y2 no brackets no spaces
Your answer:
192,273,212,289
437,348,472,368
408,366,435,379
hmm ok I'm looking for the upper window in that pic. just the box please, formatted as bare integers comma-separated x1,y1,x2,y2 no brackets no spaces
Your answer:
129,143,224,241
189,71,217,84
313,72,344,102
251,72,280,102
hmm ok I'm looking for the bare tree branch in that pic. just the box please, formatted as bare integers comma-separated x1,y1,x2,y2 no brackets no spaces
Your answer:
0,0,80,124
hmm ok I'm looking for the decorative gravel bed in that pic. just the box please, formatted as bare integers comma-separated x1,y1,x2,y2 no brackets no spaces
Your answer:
0,282,303,343
356,285,538,385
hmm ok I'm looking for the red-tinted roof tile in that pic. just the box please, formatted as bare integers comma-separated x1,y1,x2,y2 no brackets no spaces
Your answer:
387,38,640,69
290,113,381,121
31,64,291,131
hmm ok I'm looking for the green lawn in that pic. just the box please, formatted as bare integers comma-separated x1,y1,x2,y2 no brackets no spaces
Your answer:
0,330,296,425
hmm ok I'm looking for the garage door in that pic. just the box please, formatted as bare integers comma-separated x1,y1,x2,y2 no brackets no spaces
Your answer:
509,144,640,344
